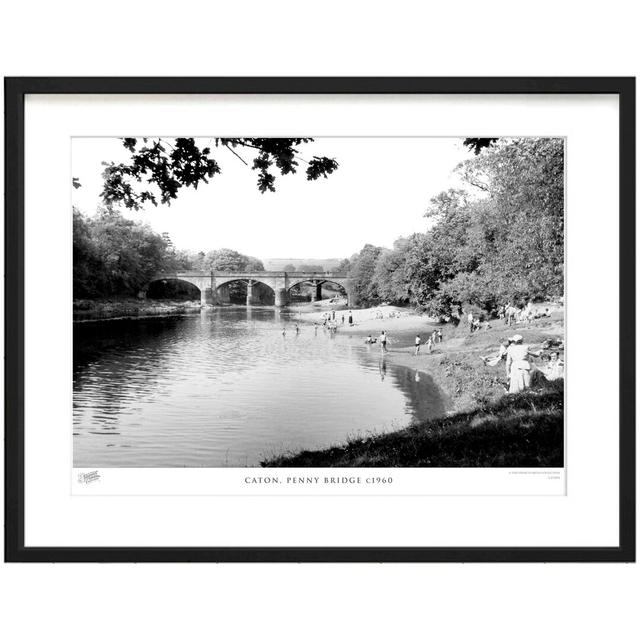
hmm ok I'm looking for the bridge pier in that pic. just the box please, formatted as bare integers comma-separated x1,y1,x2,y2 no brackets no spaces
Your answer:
275,287,288,307
218,285,230,304
200,287,214,306
246,280,254,306
310,282,322,302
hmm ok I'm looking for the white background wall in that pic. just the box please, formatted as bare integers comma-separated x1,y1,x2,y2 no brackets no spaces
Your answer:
1,2,638,638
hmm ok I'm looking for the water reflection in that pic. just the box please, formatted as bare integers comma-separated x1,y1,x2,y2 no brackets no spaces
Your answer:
74,309,448,467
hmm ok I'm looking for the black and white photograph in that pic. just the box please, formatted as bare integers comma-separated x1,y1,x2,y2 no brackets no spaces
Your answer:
72,135,565,470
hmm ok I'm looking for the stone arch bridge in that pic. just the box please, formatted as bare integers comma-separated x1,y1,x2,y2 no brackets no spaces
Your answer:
143,271,350,307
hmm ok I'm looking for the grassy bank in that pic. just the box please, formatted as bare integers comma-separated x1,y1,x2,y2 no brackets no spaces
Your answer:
396,314,564,414
263,379,564,467
73,297,201,321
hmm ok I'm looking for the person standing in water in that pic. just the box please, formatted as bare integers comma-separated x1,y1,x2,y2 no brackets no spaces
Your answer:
414,334,421,356
295,323,300,335
282,327,286,337
379,330,387,352
348,311,353,326
314,323,318,335
341,314,345,324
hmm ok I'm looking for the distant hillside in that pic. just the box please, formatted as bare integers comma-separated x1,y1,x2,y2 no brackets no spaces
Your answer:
262,258,343,272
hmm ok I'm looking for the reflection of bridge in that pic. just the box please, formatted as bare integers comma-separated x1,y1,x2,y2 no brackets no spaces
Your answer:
143,271,350,307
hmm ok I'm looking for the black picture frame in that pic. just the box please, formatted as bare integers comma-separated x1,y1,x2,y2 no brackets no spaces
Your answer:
4,77,635,563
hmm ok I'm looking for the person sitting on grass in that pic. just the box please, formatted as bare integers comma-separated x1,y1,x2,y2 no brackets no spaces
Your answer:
543,351,564,381
480,339,511,367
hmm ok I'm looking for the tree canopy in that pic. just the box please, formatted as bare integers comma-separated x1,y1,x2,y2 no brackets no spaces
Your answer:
73,208,267,299
73,207,169,298
345,138,564,315
186,248,265,273
100,137,339,209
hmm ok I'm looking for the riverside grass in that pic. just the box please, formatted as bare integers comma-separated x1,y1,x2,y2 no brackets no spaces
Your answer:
263,379,563,467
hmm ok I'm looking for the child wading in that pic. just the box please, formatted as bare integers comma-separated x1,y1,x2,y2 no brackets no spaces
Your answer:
414,334,421,355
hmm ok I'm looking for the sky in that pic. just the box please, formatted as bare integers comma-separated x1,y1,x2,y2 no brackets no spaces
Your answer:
72,137,471,260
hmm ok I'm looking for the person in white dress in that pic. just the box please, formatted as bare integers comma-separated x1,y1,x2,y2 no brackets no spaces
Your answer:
505,334,536,393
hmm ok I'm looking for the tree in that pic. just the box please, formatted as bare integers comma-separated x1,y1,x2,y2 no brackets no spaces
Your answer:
170,248,198,271
282,263,297,272
372,239,411,305
73,207,170,298
404,138,564,315
348,244,384,306
73,207,101,298
198,248,264,272
100,138,339,209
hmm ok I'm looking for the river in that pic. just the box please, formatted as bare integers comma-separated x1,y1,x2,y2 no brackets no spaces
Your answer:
73,308,448,467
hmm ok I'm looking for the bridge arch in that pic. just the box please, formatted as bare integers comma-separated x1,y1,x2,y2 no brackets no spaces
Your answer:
145,277,202,301
214,278,275,305
286,278,348,303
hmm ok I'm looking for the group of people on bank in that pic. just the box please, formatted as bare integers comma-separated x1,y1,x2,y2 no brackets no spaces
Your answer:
466,302,553,333
281,302,563,397
480,334,564,394
320,309,353,328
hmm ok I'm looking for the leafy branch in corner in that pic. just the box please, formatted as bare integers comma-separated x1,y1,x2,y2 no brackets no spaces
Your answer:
100,137,339,209
463,138,499,155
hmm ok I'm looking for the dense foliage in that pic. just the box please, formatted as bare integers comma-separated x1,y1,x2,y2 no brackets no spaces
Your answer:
171,247,264,272
73,208,265,299
346,138,564,315
73,207,168,299
100,137,339,209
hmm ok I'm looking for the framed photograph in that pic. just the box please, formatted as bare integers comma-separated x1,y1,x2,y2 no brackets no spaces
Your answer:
4,77,635,562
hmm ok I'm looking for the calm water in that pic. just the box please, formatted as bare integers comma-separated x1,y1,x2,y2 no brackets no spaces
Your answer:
73,309,448,467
